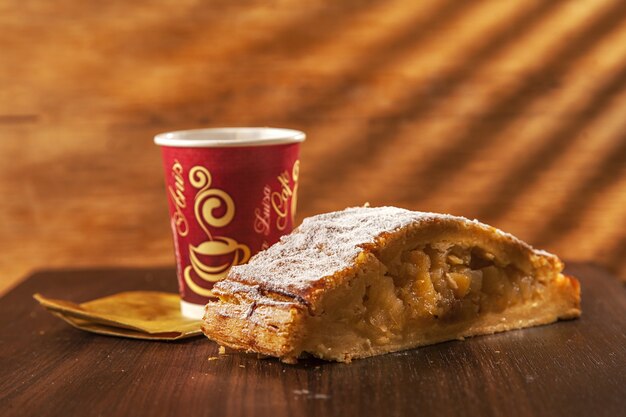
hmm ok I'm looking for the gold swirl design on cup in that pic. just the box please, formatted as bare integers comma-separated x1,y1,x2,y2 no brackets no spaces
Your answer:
184,165,251,296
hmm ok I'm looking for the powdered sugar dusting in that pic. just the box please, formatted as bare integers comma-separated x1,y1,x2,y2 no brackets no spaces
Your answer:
219,206,461,297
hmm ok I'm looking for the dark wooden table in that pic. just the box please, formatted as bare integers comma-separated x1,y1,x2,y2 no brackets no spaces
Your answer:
1,263,624,417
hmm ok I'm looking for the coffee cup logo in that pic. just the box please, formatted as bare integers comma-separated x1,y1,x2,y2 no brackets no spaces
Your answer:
183,166,251,297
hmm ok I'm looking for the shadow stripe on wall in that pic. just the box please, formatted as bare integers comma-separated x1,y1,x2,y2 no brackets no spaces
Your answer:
390,0,626,209
473,63,626,225
303,1,565,208
276,0,468,123
535,136,626,246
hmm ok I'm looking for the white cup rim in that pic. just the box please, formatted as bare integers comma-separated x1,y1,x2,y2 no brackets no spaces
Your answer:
154,127,306,148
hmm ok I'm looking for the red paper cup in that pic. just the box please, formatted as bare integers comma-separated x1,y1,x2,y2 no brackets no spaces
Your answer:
154,127,305,318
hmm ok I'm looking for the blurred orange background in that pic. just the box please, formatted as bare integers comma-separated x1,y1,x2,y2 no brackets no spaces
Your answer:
1,0,625,294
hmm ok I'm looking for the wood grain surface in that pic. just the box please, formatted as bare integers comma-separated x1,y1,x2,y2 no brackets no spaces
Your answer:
1,0,626,294
0,263,624,417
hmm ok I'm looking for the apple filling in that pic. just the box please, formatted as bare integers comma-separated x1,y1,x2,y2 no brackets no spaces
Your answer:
300,243,550,360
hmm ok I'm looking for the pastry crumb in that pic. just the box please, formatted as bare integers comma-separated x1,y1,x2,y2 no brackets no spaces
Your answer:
218,346,226,355
293,389,330,400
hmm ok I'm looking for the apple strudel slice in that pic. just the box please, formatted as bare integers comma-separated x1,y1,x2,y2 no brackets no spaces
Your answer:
201,206,581,363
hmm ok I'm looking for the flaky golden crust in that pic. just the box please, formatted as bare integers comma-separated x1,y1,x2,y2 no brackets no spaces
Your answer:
202,206,581,363
202,282,307,360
